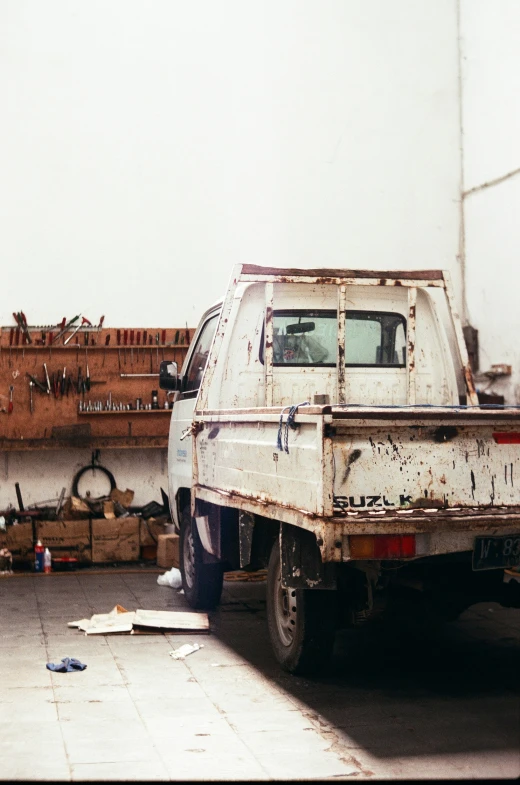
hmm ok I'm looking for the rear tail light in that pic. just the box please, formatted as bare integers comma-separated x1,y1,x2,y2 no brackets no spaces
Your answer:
349,534,416,560
493,432,520,444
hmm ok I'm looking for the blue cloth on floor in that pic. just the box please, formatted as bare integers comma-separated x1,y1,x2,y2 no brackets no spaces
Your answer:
46,657,87,672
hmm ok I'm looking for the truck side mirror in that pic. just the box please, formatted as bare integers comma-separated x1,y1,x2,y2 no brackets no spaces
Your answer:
159,360,179,391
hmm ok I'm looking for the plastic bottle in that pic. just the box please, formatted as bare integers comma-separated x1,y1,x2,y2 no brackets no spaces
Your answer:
43,548,52,574
34,540,44,572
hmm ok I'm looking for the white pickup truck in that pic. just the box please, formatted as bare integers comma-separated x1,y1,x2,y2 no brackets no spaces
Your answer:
160,265,520,675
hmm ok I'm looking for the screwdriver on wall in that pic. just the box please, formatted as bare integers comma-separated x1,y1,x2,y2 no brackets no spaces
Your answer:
43,363,51,394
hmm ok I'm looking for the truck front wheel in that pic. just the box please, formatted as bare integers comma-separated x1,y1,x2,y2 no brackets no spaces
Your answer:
266,540,336,675
180,507,224,610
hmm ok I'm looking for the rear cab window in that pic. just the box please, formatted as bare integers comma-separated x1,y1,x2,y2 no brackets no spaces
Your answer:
261,310,407,367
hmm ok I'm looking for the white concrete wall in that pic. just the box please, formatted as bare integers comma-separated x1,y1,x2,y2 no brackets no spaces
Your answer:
460,0,520,404
1,0,463,328
2,449,167,510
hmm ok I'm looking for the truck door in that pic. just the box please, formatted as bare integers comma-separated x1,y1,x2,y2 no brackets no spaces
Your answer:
168,311,220,526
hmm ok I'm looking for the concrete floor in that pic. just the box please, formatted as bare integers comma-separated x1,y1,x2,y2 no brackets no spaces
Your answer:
0,568,518,781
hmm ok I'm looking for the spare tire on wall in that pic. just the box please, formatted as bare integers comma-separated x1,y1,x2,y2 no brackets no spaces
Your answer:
71,463,116,500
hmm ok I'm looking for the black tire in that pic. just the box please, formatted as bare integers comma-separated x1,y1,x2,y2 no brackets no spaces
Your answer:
179,506,223,610
266,540,336,676
72,463,116,499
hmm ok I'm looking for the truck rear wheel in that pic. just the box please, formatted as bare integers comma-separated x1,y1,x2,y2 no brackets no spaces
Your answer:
266,540,336,676
180,506,223,610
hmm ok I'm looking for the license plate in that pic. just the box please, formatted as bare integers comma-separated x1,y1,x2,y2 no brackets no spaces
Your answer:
472,535,520,571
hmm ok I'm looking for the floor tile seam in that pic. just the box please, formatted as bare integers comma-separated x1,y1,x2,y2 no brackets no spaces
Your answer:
105,633,167,746
68,760,172,780
182,656,272,779
52,574,137,768
134,681,218,775
233,722,337,776
33,575,58,704
294,706,388,774
75,572,101,617
120,574,147,608
33,573,73,779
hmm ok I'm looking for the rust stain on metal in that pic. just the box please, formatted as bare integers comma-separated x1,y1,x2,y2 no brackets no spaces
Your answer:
197,484,520,540
410,496,445,509
241,265,444,280
342,448,362,483
331,408,520,422
196,483,319,520
463,364,478,399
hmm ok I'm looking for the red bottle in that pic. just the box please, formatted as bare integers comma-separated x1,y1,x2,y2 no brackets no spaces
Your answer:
34,540,44,572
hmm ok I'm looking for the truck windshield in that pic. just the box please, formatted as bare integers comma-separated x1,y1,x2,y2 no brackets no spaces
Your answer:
263,310,406,367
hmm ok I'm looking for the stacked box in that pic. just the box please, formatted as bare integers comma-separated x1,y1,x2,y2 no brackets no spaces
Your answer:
157,533,180,569
0,522,33,562
2,517,144,565
91,517,140,563
36,520,91,563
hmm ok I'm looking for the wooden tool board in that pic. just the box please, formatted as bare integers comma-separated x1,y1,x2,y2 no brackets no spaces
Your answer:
0,326,193,451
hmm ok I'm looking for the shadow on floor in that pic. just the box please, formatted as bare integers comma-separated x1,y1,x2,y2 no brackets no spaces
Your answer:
214,580,520,760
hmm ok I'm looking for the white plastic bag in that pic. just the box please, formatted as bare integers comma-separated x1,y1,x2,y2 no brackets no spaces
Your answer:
169,643,204,660
157,567,182,589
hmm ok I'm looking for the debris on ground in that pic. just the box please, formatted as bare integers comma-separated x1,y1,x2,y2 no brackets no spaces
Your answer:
224,569,267,582
46,657,87,672
73,606,135,635
169,643,204,660
0,478,171,525
157,567,182,588
133,609,209,631
0,480,174,569
68,605,209,635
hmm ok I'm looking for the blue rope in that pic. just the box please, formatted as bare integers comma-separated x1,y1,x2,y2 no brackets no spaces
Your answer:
276,401,310,454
